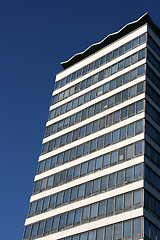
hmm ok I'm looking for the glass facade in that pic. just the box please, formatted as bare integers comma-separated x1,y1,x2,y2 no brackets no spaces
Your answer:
23,14,160,240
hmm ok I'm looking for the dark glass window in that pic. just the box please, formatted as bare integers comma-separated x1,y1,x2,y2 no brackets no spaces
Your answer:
105,225,113,239
90,203,98,219
93,179,100,193
117,170,124,186
44,218,52,233
90,139,97,152
98,200,106,216
59,213,67,228
124,220,132,238
110,151,118,165
78,184,85,198
107,198,114,214
70,187,77,201
101,176,108,191
49,195,56,207
30,223,38,237
109,173,116,188
67,211,74,226
115,195,123,212
105,133,111,146
125,168,133,182
52,216,59,230
100,56,106,65
82,206,90,221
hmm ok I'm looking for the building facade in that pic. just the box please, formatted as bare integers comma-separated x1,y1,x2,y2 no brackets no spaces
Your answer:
23,13,160,240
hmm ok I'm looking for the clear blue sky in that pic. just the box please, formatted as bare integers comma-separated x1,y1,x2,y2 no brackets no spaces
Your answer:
0,0,159,239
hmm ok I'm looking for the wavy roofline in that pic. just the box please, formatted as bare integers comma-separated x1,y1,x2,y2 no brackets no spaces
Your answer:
61,13,160,70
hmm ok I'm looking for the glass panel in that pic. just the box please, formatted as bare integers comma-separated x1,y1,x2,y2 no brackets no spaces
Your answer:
117,170,124,186
105,225,113,240
93,178,100,193
74,208,82,223
98,200,106,216
90,203,98,219
114,223,122,239
126,167,133,182
133,218,141,235
82,206,90,221
67,211,74,226
101,176,108,191
124,220,132,238
110,151,118,165
134,189,142,205
52,216,59,230
78,184,85,198
115,195,123,212
44,218,52,233
109,173,116,188
124,192,132,209
30,223,38,236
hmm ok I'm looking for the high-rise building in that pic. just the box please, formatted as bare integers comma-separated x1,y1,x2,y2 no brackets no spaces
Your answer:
23,13,160,240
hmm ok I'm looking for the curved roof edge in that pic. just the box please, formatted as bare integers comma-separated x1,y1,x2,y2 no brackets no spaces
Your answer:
61,13,160,70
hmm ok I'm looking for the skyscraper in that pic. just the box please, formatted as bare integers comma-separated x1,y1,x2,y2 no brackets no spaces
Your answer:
23,13,160,240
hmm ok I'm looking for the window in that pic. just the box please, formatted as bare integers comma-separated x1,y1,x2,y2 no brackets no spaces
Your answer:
30,223,38,237
129,85,136,97
116,195,123,212
82,206,90,221
44,219,52,233
98,200,106,216
124,192,132,209
90,203,98,219
125,168,133,183
133,218,142,236
95,156,102,170
109,173,116,188
90,139,97,152
105,225,113,239
134,165,142,179
120,127,126,140
112,130,119,142
105,133,111,145
97,136,104,149
135,141,143,155
97,86,103,96
110,151,118,165
85,182,92,196
126,42,131,51
110,79,116,90
67,211,74,226
128,123,134,136
122,89,128,101
132,38,138,47
135,120,143,133
136,100,143,112
124,57,130,67
116,76,122,87
132,53,138,63
86,123,92,135
107,198,114,214
93,179,100,193
70,187,77,201
59,213,67,228
78,184,85,198
124,220,132,238
128,103,135,116
101,176,108,191
118,147,125,161
117,170,124,186
114,111,120,122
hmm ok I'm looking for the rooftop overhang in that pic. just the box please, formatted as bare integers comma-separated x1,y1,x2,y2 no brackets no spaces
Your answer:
61,13,160,70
